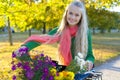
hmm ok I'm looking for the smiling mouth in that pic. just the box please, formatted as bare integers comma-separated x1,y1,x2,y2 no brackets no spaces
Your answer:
69,19,75,23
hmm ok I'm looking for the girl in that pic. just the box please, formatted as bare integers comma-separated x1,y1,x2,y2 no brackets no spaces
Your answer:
15,1,95,71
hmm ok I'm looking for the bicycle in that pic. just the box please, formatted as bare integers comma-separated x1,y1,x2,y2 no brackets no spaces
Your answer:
52,60,103,80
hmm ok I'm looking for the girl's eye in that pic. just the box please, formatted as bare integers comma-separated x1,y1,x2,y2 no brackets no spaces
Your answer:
69,12,73,15
75,14,79,17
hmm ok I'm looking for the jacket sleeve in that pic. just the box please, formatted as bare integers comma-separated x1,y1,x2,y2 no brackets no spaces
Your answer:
85,30,95,63
22,27,58,51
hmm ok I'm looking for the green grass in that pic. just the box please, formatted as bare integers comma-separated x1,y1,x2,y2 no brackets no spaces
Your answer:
93,33,120,46
0,32,120,80
92,32,120,65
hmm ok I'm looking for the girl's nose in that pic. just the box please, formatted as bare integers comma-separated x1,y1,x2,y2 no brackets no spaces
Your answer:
71,15,75,19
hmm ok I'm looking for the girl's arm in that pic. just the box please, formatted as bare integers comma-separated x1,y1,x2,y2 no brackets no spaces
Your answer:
85,30,95,63
21,27,58,51
85,29,95,70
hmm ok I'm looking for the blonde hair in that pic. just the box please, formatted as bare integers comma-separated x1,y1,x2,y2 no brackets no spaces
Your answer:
57,1,88,58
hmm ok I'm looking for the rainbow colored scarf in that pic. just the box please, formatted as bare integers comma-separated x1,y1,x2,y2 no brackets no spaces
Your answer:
24,26,78,66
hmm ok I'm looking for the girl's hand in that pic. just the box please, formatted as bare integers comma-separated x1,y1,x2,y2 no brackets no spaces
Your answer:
14,46,27,57
86,60,93,71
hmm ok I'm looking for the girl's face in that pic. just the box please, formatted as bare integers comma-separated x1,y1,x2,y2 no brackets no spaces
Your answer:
66,5,82,26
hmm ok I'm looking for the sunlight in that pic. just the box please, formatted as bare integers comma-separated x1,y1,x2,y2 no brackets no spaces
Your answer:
109,6,120,12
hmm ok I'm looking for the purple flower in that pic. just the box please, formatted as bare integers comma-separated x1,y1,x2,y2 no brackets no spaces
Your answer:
11,49,58,80
25,70,34,79
45,57,50,63
34,65,39,71
18,48,23,52
49,76,54,80
43,68,49,74
12,52,16,58
18,47,28,55
23,62,31,71
56,72,59,76
50,62,56,67
41,74,46,80
45,56,48,60
12,65,16,71
17,62,22,67
12,75,16,80
40,53,44,57
41,77,45,80
37,60,42,66
24,47,28,52
23,65,31,71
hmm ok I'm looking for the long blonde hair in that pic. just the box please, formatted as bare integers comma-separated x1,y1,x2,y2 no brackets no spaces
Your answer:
57,1,88,58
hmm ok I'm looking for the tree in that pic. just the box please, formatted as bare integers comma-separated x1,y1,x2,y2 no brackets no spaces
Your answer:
0,0,15,45
86,0,120,34
85,0,120,9
0,0,120,37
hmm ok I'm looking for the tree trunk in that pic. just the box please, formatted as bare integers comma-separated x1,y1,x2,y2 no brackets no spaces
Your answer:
100,29,105,33
93,28,96,35
42,22,46,34
118,29,120,32
108,29,111,33
28,29,31,36
8,17,13,46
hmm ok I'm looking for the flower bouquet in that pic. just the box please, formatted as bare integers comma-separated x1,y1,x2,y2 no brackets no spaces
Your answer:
65,52,96,80
65,52,88,74
11,47,75,80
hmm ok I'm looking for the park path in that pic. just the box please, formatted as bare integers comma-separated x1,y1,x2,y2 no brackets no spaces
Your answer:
94,56,120,80
0,34,8,37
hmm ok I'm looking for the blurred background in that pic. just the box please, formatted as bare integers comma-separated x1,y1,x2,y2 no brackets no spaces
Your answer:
0,0,120,79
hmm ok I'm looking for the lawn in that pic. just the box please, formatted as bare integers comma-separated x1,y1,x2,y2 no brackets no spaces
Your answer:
0,32,120,80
